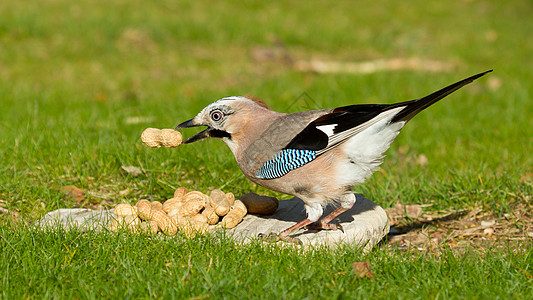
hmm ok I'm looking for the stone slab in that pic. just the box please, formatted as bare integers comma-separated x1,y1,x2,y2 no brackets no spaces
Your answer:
36,208,115,231
36,193,389,252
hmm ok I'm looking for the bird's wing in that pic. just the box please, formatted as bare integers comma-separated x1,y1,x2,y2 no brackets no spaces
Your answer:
285,70,493,155
285,104,398,155
255,70,492,179
255,105,401,179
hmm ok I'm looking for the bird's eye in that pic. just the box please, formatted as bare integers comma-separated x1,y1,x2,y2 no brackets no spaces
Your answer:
210,110,223,121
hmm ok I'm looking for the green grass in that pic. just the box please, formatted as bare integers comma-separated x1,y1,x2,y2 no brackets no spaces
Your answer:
1,0,532,298
1,227,532,299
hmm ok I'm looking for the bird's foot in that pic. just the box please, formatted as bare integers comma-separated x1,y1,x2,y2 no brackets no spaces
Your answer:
258,232,303,246
304,222,344,233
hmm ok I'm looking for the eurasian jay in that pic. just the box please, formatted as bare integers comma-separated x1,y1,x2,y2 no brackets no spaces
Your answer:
176,70,491,243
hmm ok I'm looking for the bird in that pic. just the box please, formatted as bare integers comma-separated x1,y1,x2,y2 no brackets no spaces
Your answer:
176,70,492,243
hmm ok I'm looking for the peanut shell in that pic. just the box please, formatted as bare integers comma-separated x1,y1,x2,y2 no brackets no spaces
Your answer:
151,200,163,211
232,200,247,214
108,215,141,232
201,203,219,225
225,192,235,206
136,199,153,220
140,220,159,234
173,187,188,198
114,203,138,217
170,214,191,227
167,206,182,218
163,197,184,213
220,208,246,229
178,198,207,216
141,128,162,148
210,189,231,216
160,129,182,147
183,191,208,202
180,219,209,239
191,214,208,224
151,210,177,236
141,128,182,148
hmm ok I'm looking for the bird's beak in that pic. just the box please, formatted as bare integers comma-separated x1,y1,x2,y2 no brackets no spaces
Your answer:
175,118,211,144
175,118,201,129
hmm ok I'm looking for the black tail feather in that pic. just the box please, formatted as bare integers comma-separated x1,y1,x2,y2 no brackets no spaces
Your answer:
391,70,493,123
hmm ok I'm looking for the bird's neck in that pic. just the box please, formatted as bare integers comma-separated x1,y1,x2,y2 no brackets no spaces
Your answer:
225,110,285,163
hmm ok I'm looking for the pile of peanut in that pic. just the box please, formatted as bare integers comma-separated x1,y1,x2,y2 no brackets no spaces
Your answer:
109,188,279,238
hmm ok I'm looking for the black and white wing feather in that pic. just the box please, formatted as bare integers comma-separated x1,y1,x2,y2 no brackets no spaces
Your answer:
286,70,492,154
256,70,492,179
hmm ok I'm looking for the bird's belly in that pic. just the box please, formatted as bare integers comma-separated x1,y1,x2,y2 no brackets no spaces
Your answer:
238,151,350,205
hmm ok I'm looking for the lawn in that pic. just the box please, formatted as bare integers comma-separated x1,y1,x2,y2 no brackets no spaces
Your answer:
1,0,532,298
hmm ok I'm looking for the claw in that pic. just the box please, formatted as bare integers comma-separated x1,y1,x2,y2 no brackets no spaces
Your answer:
304,221,343,232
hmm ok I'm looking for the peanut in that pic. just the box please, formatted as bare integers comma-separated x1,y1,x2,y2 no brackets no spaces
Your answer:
151,209,177,236
170,215,208,238
191,214,208,224
220,207,246,229
239,193,278,215
178,197,206,216
163,197,184,213
140,220,159,234
160,129,182,147
170,214,190,227
108,215,141,232
141,128,182,148
201,202,219,225
173,187,188,198
167,206,182,218
114,203,138,217
226,192,235,206
151,200,163,211
180,219,209,239
183,191,208,202
210,189,231,216
108,218,120,232
140,128,161,148
232,200,247,214
136,199,153,220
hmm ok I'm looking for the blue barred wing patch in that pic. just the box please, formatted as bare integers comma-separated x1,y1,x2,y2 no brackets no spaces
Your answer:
255,149,317,179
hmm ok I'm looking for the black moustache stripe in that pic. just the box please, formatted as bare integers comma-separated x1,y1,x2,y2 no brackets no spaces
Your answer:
209,129,232,139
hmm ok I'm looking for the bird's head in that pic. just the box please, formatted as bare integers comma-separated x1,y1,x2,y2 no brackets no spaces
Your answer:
176,96,272,149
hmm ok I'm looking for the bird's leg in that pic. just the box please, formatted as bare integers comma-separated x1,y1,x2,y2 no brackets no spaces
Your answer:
305,194,356,232
305,206,349,231
259,218,314,245
279,218,314,238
